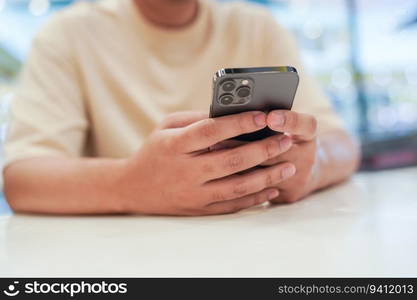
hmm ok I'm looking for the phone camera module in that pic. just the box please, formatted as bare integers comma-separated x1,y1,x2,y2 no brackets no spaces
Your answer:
219,94,234,105
221,80,236,92
236,86,251,98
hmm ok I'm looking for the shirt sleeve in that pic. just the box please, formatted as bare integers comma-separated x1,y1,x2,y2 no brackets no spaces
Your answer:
3,15,88,167
260,13,345,134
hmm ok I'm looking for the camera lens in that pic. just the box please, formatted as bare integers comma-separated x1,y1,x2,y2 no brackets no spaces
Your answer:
219,94,234,105
236,86,251,98
221,80,236,92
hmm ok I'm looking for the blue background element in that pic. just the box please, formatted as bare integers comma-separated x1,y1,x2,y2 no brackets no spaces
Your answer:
0,192,11,215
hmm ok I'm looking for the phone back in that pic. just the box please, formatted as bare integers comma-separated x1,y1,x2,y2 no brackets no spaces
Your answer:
210,66,299,141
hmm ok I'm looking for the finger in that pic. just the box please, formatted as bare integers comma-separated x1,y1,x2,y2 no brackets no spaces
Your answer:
259,143,298,167
176,111,267,153
200,134,293,180
203,162,296,204
270,191,300,204
204,188,279,215
159,111,208,129
267,110,317,141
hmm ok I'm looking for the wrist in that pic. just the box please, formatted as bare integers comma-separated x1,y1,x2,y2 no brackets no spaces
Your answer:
97,158,132,214
311,139,328,191
110,155,152,214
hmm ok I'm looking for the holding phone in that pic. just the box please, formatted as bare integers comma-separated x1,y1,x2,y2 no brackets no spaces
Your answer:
210,66,299,141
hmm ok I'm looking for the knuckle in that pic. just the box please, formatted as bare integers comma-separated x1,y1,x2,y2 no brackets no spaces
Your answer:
211,191,226,203
236,113,252,132
224,152,244,171
265,172,274,187
278,166,287,181
264,139,279,159
199,118,218,139
232,179,249,196
236,114,247,132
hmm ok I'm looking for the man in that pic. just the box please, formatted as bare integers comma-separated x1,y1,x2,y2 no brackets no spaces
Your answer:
3,0,359,216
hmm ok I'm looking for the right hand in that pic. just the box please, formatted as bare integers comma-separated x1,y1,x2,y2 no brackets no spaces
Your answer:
117,111,295,216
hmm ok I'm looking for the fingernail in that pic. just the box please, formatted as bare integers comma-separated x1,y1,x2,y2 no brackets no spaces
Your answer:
267,189,279,200
279,136,292,151
282,165,296,179
254,113,266,127
271,111,285,128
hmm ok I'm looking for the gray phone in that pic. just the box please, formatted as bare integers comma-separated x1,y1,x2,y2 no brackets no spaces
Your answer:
210,66,299,141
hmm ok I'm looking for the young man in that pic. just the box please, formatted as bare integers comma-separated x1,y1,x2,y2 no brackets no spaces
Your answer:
3,0,359,216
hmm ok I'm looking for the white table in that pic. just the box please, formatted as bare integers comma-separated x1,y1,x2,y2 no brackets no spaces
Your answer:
1,168,416,277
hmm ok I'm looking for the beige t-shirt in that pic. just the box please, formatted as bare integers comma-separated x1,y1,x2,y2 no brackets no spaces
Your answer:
4,0,343,166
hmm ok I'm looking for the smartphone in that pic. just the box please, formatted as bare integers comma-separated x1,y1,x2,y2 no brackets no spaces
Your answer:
210,66,299,141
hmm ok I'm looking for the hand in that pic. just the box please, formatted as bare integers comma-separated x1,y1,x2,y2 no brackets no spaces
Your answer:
117,111,296,216
263,110,321,203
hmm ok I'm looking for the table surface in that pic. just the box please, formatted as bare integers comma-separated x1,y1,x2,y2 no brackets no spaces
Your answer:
1,168,416,277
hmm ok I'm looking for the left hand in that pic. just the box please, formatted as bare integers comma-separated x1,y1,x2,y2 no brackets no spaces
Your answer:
263,110,322,203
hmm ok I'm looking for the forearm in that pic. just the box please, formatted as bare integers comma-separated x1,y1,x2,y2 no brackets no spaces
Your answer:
3,157,127,214
315,129,361,190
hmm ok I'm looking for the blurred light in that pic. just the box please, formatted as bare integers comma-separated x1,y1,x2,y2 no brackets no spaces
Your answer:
398,103,417,124
405,65,417,85
388,84,404,101
397,7,408,18
303,19,323,40
331,68,352,90
0,15,11,39
377,106,398,129
288,0,311,16
373,71,393,87
0,0,6,13
29,0,50,17
0,92,12,143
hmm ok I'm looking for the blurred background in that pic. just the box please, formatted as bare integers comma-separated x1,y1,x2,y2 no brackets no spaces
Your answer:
0,0,417,196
